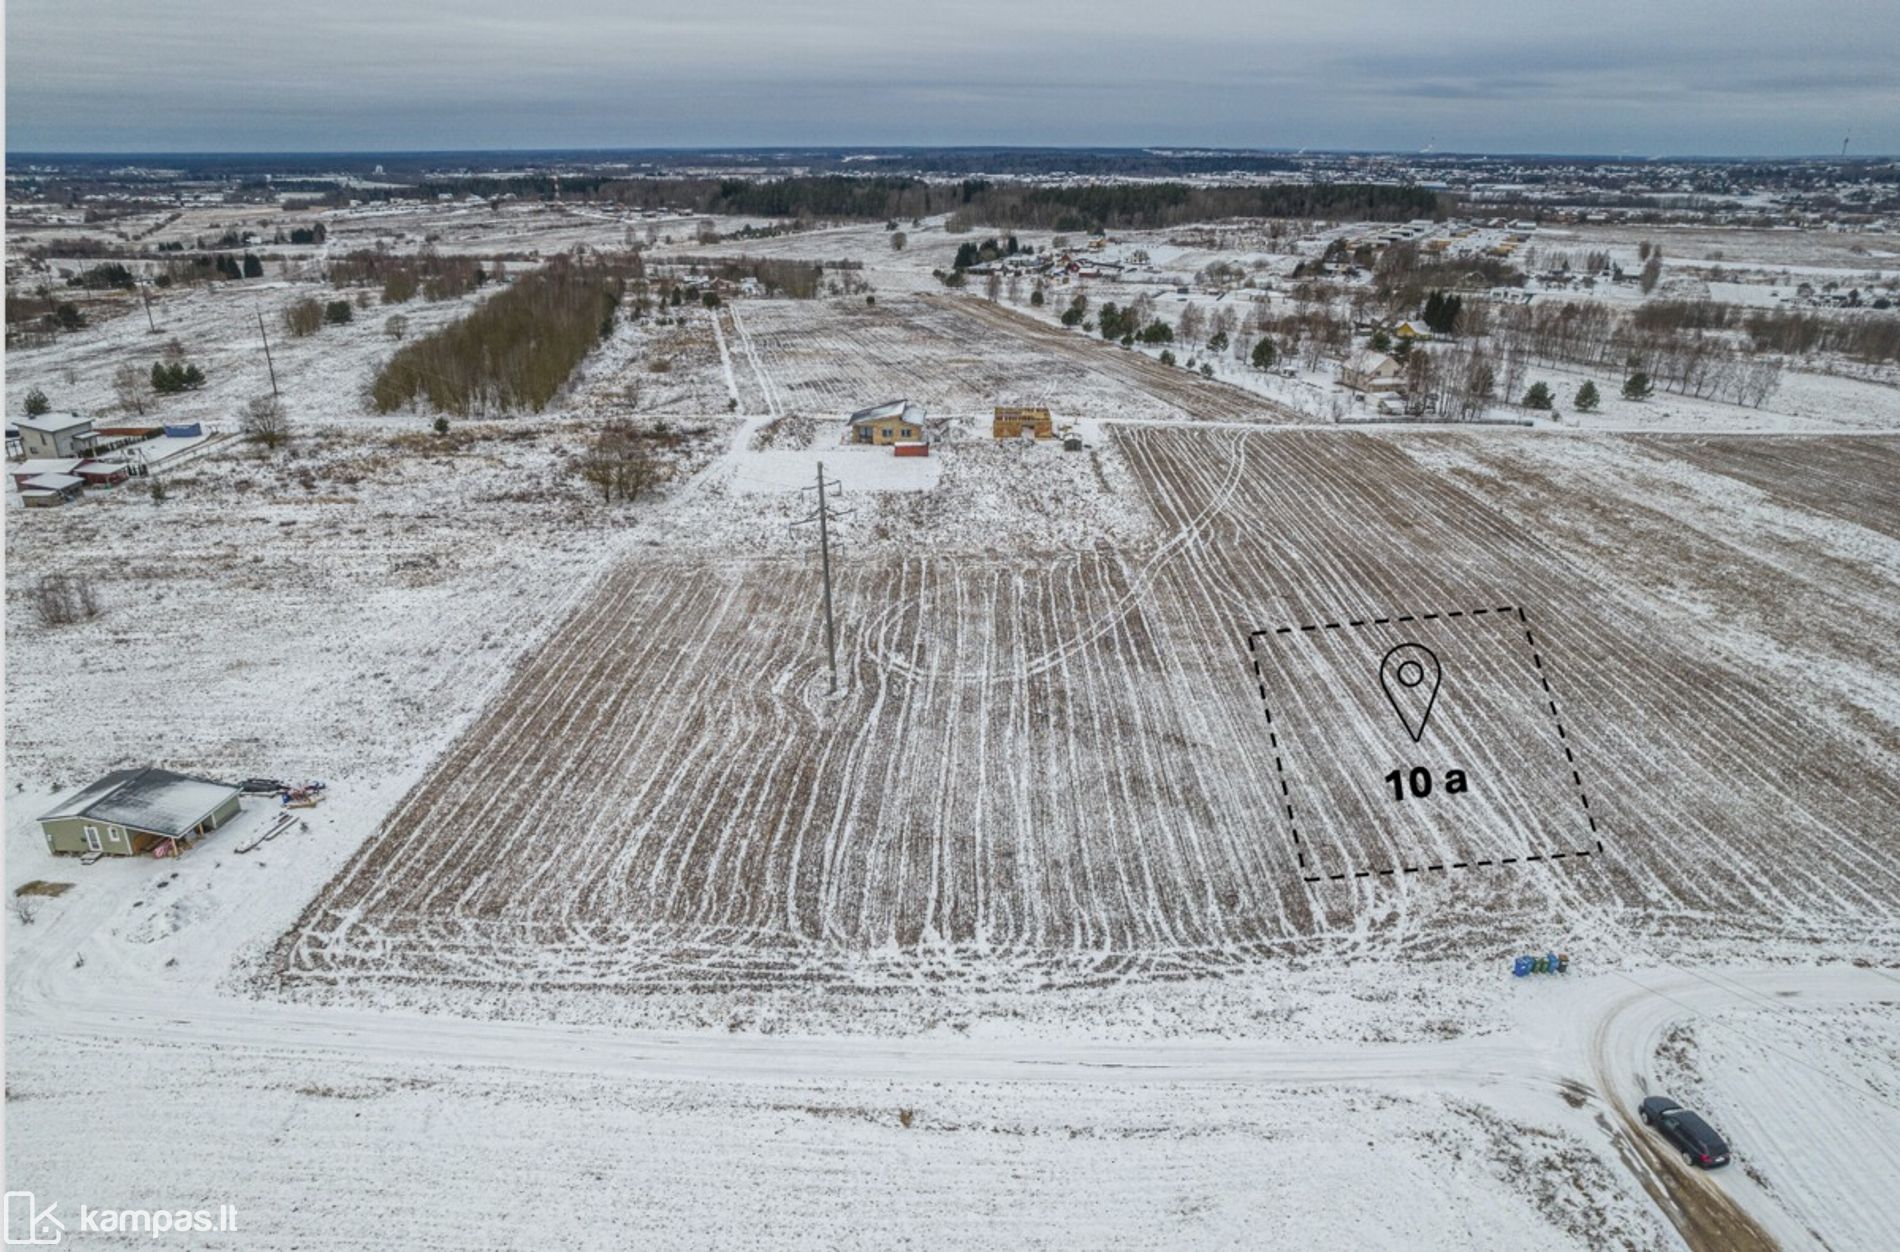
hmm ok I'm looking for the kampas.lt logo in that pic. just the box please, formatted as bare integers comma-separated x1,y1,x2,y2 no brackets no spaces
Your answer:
4,1193,64,1245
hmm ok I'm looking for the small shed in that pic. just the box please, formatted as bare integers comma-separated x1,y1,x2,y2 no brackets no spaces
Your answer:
39,767,243,857
75,459,131,488
20,473,85,507
848,399,928,446
892,441,930,458
993,406,1053,439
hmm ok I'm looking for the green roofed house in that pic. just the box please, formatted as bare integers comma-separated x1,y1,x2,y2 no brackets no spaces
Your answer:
38,767,243,857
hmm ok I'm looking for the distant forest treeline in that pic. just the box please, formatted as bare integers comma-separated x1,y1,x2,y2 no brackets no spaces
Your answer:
602,177,1445,230
382,175,1443,230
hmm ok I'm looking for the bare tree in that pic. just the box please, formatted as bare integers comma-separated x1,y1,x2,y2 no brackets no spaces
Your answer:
890,231,907,251
576,423,667,503
241,394,290,448
384,314,409,341
1639,253,1663,295
1177,303,1206,345
112,362,154,416
9,897,39,926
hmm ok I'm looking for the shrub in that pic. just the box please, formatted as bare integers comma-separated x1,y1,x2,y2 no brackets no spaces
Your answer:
576,422,667,502
433,417,450,435
1158,349,1176,367
151,362,205,394
284,299,324,337
324,300,353,325
24,387,50,416
69,262,137,291
32,573,100,626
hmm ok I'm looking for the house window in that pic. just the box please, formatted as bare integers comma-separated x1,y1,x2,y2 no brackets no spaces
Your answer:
83,826,103,852
900,428,913,438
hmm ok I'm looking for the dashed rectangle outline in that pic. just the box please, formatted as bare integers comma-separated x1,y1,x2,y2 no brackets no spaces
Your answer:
1245,605,1605,884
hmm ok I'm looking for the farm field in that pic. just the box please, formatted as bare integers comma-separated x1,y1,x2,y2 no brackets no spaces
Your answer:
268,425,1900,1032
734,293,1300,422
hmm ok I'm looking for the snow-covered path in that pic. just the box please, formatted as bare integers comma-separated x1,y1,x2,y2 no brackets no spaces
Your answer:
9,864,1894,1252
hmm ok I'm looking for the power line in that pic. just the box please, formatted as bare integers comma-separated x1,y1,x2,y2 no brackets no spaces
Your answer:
791,460,851,694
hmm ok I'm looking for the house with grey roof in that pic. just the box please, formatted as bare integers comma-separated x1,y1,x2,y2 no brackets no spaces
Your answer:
16,412,93,459
38,767,243,857
847,398,929,445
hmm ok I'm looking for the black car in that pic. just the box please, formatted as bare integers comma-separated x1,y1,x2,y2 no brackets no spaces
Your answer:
1639,1096,1731,1168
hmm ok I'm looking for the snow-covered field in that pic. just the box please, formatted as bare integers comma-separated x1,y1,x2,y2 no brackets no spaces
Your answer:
8,203,1900,1250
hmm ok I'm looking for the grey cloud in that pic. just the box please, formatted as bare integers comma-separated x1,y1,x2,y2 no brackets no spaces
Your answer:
6,0,1896,153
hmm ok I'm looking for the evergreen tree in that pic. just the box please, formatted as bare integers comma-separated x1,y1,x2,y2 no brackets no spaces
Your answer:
1523,382,1555,410
1574,381,1601,411
1251,337,1278,370
1621,372,1654,400
24,387,50,416
242,253,263,278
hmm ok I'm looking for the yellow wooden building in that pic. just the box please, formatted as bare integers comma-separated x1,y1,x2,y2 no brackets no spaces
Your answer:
993,406,1053,439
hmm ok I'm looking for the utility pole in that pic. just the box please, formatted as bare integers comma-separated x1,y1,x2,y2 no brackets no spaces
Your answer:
792,461,850,694
256,306,279,399
141,285,159,334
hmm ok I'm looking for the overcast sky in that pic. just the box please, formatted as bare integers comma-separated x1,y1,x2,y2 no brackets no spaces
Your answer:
7,0,1897,155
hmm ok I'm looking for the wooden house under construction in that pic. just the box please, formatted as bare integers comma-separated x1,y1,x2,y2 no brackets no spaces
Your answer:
993,406,1053,439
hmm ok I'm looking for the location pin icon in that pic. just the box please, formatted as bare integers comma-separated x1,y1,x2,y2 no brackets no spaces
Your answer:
1380,643,1442,743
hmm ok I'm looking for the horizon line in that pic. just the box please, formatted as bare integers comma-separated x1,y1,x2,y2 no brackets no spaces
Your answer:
8,143,1894,164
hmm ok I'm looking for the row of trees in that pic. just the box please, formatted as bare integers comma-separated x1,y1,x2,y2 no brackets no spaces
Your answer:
370,255,631,415
1486,300,1786,406
329,248,496,304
